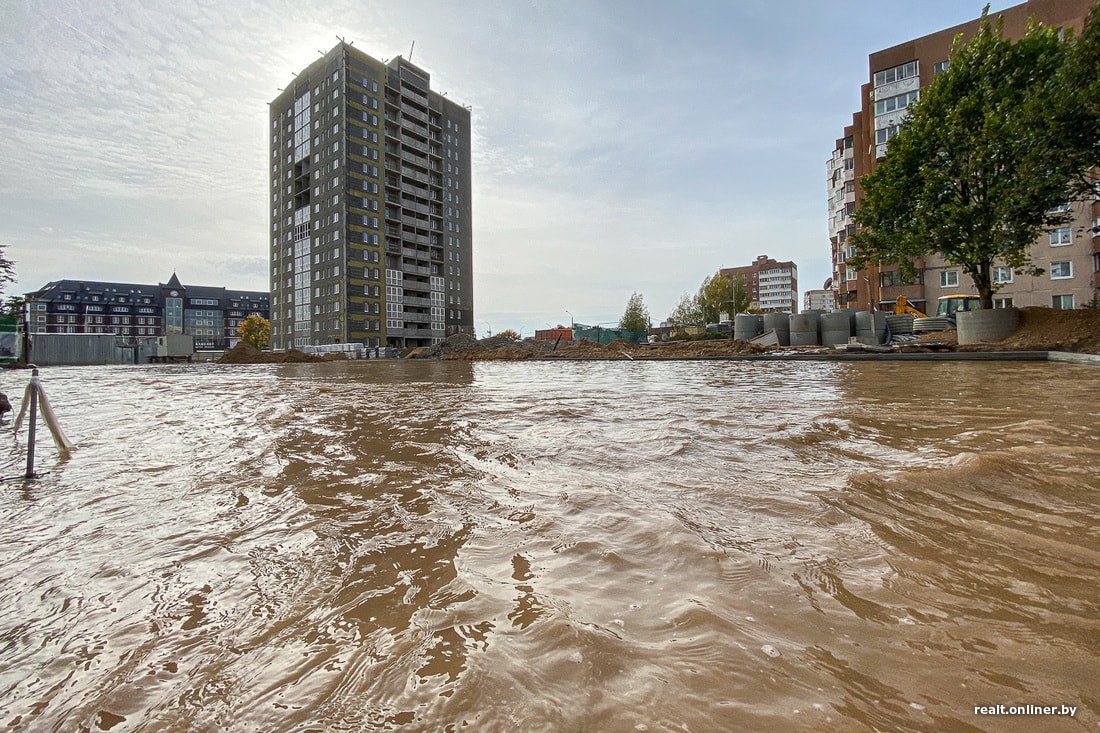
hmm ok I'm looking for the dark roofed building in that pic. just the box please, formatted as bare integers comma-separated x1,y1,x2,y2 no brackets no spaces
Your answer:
25,274,269,351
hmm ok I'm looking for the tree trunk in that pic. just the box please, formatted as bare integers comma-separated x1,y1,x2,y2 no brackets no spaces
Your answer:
970,260,995,309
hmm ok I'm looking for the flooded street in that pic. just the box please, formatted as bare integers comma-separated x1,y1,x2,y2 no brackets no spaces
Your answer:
0,360,1097,732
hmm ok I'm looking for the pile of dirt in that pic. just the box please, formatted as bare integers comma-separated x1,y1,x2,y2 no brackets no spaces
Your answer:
218,342,326,364
278,349,325,364
443,345,537,361
980,306,1100,353
478,335,538,351
895,329,960,351
410,333,771,361
409,333,558,361
541,339,636,359
217,307,1100,365
638,338,768,358
901,307,1100,353
545,338,765,359
406,333,482,359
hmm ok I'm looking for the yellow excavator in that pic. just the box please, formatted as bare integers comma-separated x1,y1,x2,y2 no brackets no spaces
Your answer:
893,295,927,318
894,294,983,321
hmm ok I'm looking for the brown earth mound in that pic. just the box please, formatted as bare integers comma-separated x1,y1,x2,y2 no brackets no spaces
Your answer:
279,349,325,363
407,333,482,359
411,333,556,360
443,346,535,361
639,339,767,358
222,307,1100,365
544,338,765,359
218,342,325,364
895,329,960,351
429,334,767,360
218,342,267,363
542,339,633,359
903,307,1100,354
988,306,1100,354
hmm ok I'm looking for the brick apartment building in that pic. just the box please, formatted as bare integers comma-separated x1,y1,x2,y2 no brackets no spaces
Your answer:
827,0,1099,313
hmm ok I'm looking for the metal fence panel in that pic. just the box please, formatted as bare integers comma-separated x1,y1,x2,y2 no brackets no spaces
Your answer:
27,334,121,365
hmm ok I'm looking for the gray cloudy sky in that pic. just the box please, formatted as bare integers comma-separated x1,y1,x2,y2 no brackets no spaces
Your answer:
2,0,1002,334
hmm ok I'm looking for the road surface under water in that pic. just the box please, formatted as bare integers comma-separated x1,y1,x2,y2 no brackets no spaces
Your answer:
0,359,1097,732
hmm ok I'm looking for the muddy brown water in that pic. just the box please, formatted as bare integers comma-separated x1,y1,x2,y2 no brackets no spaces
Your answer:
0,360,1097,732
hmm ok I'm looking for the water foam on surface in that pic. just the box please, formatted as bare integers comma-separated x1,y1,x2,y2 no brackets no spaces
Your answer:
1,360,1097,732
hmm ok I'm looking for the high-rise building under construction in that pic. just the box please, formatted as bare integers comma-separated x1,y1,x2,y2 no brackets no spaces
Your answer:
269,43,472,350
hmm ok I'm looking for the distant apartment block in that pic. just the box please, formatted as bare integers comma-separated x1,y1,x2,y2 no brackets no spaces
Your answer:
721,255,799,313
24,274,269,350
803,289,837,313
269,42,472,350
828,0,1098,312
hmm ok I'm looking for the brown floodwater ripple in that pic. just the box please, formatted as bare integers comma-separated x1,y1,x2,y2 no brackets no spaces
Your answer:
0,360,1097,732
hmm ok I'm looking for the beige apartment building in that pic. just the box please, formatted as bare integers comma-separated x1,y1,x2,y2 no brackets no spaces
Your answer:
721,255,799,314
803,289,837,313
827,0,1099,314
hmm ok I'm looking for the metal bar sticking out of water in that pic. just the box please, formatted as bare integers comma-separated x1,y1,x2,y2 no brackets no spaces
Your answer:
25,368,38,479
12,366,74,480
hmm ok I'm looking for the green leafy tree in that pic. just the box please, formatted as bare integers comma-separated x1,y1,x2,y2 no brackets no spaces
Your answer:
0,245,15,301
236,314,270,349
1055,4,1100,179
850,7,1100,309
3,296,24,318
620,292,651,333
667,291,703,328
698,272,736,324
731,273,751,315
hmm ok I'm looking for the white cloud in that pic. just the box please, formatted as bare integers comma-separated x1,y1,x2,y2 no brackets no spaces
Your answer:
1,0,994,331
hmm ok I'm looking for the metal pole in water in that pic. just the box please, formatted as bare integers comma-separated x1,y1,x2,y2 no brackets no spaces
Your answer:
25,367,39,479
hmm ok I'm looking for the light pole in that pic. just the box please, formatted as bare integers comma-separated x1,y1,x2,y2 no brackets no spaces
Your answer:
565,310,573,329
483,322,492,338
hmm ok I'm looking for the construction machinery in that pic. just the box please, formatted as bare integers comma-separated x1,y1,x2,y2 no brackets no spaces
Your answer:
893,294,983,320
906,294,983,335
893,296,927,318
935,294,982,320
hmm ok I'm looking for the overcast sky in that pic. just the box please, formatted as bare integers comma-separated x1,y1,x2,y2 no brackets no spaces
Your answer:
2,0,1009,334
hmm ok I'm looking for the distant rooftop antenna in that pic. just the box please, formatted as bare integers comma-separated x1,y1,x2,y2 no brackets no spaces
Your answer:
409,40,415,62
